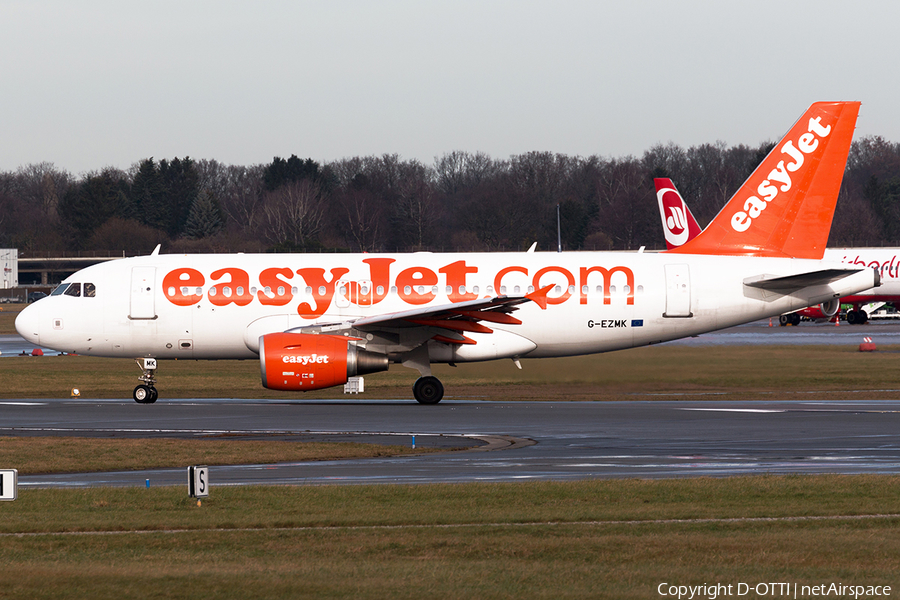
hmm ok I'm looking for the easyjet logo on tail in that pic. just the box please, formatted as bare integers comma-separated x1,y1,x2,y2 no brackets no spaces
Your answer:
730,116,833,233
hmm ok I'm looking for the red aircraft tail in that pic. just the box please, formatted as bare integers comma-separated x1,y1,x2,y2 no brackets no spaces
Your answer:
654,177,702,250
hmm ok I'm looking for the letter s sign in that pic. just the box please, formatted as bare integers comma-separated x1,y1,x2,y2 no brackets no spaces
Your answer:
189,465,209,498
0,469,18,501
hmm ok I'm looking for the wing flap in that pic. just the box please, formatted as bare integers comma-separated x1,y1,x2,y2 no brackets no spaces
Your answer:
348,293,538,331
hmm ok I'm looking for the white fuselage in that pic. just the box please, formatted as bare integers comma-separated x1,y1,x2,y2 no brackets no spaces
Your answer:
824,248,900,302
16,251,877,363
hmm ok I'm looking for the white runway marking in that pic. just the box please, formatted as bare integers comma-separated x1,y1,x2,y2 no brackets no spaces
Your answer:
680,408,786,413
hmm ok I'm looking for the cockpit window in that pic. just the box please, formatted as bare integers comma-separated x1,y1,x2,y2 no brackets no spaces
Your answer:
50,283,95,297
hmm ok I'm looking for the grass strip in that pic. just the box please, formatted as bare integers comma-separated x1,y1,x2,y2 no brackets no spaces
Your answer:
0,303,23,334
3,475,899,533
0,476,898,599
5,344,900,401
0,436,442,475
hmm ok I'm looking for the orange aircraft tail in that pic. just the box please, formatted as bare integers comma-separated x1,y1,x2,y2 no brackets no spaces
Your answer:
667,101,860,259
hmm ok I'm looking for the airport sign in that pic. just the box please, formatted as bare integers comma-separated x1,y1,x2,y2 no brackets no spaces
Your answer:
0,469,17,501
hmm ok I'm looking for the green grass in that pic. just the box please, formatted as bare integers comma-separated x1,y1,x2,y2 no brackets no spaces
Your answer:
0,436,442,475
3,344,900,401
0,477,898,599
0,302,23,334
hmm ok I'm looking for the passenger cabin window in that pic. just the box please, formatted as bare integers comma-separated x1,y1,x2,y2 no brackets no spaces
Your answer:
64,283,81,297
84,283,96,297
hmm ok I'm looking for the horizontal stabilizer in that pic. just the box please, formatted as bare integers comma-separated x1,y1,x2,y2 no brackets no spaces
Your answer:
743,268,869,292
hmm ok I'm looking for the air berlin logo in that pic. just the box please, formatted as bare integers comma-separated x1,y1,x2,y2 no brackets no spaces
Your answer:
657,187,690,246
730,115,833,233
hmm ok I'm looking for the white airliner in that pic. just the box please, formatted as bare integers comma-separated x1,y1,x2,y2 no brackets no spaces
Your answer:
656,174,900,325
16,102,879,404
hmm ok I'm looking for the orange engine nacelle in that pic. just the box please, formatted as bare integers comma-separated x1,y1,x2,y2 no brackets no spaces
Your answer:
259,332,389,391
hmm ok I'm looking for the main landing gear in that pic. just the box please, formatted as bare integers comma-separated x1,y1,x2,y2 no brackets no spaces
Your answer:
845,309,869,325
133,357,159,404
779,313,801,326
413,376,444,405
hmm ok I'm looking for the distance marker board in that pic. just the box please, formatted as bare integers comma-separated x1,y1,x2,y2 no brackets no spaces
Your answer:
0,469,17,501
188,465,208,498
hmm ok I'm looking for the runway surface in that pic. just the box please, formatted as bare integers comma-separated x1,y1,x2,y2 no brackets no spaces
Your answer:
4,397,900,488
0,334,61,356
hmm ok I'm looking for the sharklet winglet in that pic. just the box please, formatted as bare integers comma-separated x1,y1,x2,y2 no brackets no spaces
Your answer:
525,284,556,310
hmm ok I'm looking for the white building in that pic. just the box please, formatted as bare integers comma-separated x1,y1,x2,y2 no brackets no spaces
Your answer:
1,249,18,289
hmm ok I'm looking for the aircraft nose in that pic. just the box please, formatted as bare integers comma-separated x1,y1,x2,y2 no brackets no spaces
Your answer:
15,303,41,345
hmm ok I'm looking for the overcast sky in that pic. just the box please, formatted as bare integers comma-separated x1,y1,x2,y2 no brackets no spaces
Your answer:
2,0,898,175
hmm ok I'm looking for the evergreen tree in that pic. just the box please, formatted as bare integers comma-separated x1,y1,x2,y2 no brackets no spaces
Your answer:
159,157,199,237
58,170,129,248
130,158,167,232
129,157,200,238
263,155,321,191
183,189,225,239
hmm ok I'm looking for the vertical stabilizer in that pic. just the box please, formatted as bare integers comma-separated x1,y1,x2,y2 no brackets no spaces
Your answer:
655,177,702,250
667,102,860,258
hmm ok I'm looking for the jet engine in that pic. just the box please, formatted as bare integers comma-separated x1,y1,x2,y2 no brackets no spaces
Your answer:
259,332,388,391
820,298,841,318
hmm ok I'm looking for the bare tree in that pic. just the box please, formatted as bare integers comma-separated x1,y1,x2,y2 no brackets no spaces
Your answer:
434,150,499,196
262,179,325,247
392,160,439,250
593,157,653,250
337,183,385,252
16,162,71,219
217,164,266,236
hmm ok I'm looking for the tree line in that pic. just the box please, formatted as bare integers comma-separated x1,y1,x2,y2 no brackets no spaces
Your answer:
2,136,900,256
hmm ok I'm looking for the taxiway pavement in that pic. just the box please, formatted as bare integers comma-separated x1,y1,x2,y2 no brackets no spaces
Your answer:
4,397,900,488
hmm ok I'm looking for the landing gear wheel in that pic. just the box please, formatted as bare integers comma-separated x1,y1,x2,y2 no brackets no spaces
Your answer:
133,357,159,403
791,313,801,326
859,309,869,324
846,310,858,325
779,315,790,326
413,376,444,405
133,384,155,404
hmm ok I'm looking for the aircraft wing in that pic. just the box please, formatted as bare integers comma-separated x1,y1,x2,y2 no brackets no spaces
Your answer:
288,285,553,345
743,268,877,293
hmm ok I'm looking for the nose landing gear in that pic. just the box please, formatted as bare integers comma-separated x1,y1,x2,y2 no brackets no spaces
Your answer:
133,384,158,404
133,358,159,404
